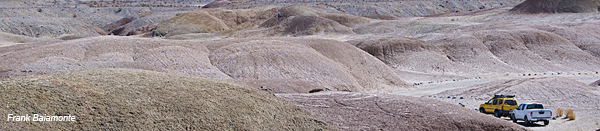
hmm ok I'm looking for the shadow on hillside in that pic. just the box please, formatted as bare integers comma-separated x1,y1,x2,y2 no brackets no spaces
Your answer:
514,121,547,127
497,117,548,127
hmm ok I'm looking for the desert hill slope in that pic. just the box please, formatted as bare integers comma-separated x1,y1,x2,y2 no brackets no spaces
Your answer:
510,0,600,13
435,77,600,110
349,7,600,76
205,0,524,18
0,36,230,79
0,68,334,130
0,1,201,38
0,36,407,93
0,31,56,47
0,0,525,38
206,37,407,93
1,1,600,130
153,5,370,37
348,36,485,75
278,92,529,131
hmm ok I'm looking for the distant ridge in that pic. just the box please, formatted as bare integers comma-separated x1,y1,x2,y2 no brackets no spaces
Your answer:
511,0,600,13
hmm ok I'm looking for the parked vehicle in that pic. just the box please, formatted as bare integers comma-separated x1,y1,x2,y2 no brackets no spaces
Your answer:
479,94,519,117
511,103,552,126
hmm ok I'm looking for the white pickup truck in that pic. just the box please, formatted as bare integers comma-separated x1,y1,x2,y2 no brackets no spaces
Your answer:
510,103,552,125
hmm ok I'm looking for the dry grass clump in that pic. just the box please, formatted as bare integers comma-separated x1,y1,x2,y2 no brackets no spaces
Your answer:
557,108,563,117
566,109,576,120
0,68,334,130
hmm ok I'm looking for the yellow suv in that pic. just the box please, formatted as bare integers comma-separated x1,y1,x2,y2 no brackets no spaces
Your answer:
479,94,518,117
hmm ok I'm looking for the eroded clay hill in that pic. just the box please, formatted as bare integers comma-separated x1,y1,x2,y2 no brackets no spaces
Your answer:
0,36,407,93
350,8,600,75
0,0,525,38
348,36,483,75
0,1,197,38
0,31,56,47
435,77,600,109
277,92,529,131
0,36,229,79
153,5,370,37
205,0,524,18
0,68,334,130
510,0,600,13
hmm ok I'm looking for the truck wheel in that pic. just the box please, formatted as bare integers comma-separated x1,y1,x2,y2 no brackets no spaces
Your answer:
543,120,549,126
494,110,500,118
511,114,517,123
524,116,530,126
479,108,485,113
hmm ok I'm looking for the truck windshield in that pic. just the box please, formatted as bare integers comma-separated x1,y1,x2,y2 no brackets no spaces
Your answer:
526,104,544,109
505,100,517,105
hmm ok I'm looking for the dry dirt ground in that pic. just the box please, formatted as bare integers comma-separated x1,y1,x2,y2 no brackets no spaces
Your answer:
1,0,600,130
277,91,528,131
394,74,600,131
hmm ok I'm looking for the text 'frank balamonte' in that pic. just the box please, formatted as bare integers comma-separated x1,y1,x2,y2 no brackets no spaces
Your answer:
7,114,76,122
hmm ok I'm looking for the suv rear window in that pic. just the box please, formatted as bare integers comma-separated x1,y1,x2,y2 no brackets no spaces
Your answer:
526,104,544,109
505,100,517,105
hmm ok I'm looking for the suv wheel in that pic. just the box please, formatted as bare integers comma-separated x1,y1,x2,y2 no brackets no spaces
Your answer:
480,108,485,113
494,110,500,118
511,114,517,123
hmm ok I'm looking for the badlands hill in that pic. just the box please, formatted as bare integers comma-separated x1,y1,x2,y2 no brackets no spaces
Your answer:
205,0,524,18
278,92,529,131
0,36,406,93
0,31,56,47
510,0,600,13
152,5,370,37
151,4,600,76
0,0,525,38
0,68,333,130
356,9,600,76
1,0,600,130
435,77,600,110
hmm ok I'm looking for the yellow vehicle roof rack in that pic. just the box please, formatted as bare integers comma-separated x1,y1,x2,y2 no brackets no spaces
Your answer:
493,94,515,98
